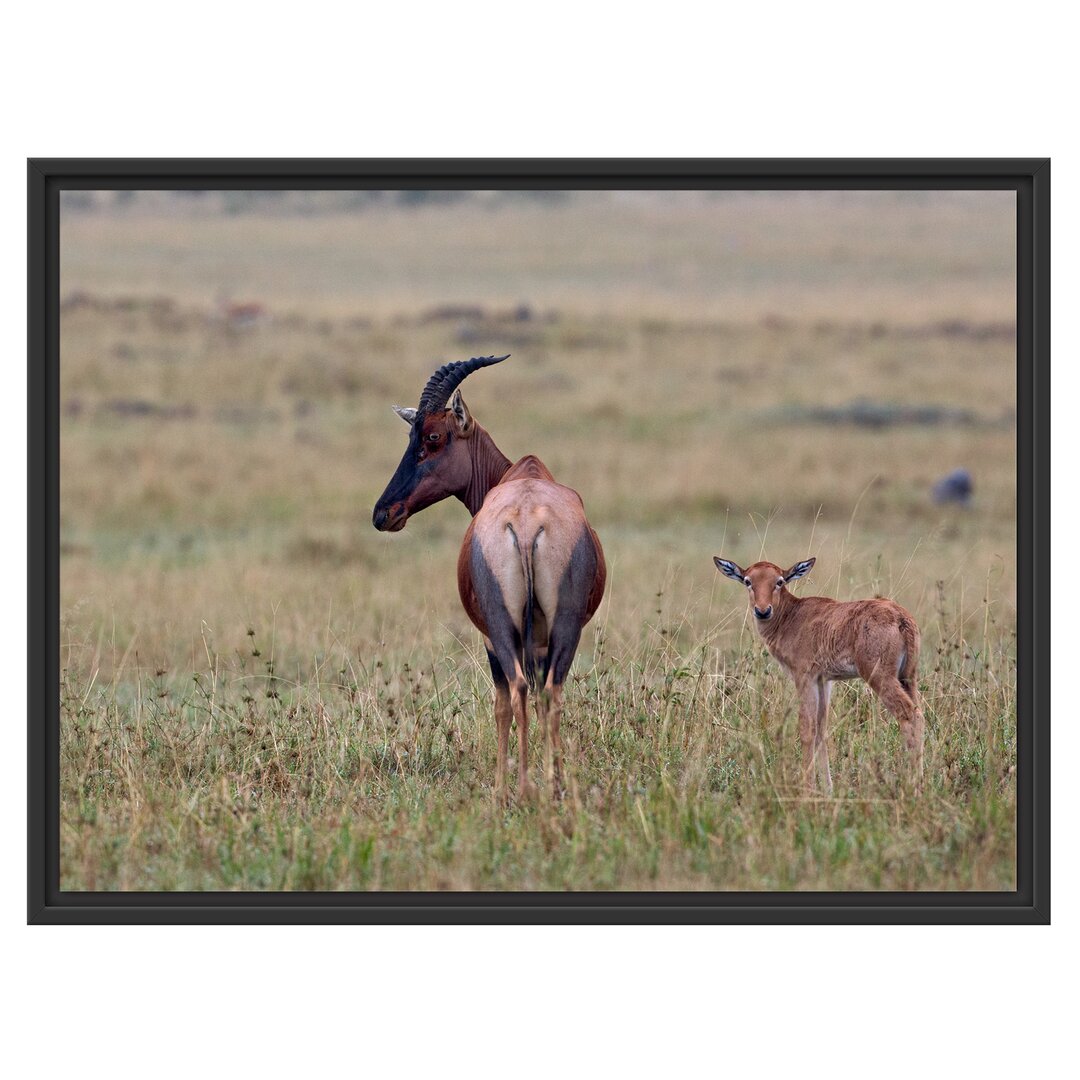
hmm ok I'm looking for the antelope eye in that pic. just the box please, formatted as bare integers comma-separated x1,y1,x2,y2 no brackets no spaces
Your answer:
775,579,784,589
744,579,751,587
426,433,440,444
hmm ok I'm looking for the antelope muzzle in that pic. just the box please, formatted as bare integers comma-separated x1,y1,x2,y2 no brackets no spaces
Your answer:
372,501,409,532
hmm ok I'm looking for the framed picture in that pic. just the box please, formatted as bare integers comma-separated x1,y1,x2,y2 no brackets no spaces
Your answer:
29,159,1048,923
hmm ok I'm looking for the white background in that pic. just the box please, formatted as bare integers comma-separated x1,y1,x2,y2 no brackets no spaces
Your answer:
1,3,1070,1076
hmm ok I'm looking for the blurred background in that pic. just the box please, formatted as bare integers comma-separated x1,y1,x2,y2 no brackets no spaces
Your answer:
60,189,1016,676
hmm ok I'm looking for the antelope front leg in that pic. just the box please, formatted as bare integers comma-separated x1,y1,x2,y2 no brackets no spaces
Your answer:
797,680,821,794
815,677,834,795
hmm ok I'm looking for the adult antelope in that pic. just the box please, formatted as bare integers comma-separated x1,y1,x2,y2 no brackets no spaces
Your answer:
373,354,605,804
713,556,925,793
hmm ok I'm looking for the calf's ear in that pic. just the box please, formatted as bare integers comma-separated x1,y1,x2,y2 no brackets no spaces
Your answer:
783,557,816,582
713,557,746,582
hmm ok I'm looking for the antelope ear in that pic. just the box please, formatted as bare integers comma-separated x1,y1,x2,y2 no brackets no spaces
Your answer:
783,557,816,582
713,557,746,582
392,405,418,425
449,389,474,435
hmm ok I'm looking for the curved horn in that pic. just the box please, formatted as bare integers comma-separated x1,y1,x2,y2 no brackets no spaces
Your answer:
416,354,510,414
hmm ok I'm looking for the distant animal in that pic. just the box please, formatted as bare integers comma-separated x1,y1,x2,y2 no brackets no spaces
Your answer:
713,556,924,793
373,355,606,804
932,467,973,506
215,293,268,330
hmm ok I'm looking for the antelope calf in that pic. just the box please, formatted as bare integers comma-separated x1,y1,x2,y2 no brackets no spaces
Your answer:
373,355,606,804
713,556,925,793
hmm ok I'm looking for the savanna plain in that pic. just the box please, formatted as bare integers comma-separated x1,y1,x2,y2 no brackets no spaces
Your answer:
59,191,1017,891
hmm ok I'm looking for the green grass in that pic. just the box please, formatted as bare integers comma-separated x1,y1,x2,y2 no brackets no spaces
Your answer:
60,595,1015,891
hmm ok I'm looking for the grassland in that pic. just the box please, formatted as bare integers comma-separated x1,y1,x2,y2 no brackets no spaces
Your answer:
58,191,1017,891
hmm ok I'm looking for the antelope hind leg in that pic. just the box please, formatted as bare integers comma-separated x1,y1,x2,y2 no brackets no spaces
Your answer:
487,647,513,808
510,672,536,803
545,680,565,800
868,672,925,794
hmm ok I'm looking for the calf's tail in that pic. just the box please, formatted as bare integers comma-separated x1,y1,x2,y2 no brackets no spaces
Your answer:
897,616,920,701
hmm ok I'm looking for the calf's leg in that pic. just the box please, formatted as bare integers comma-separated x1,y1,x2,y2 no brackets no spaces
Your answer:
797,680,822,794
866,669,925,793
815,677,834,794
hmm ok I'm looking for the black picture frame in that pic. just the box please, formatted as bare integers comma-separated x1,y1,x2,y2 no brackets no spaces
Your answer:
28,158,1050,924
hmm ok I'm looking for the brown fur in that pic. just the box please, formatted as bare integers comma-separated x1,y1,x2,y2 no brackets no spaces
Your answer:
715,557,925,793
376,387,605,805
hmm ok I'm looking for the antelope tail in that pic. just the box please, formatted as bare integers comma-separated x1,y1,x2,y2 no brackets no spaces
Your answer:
508,523,543,692
898,616,919,699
